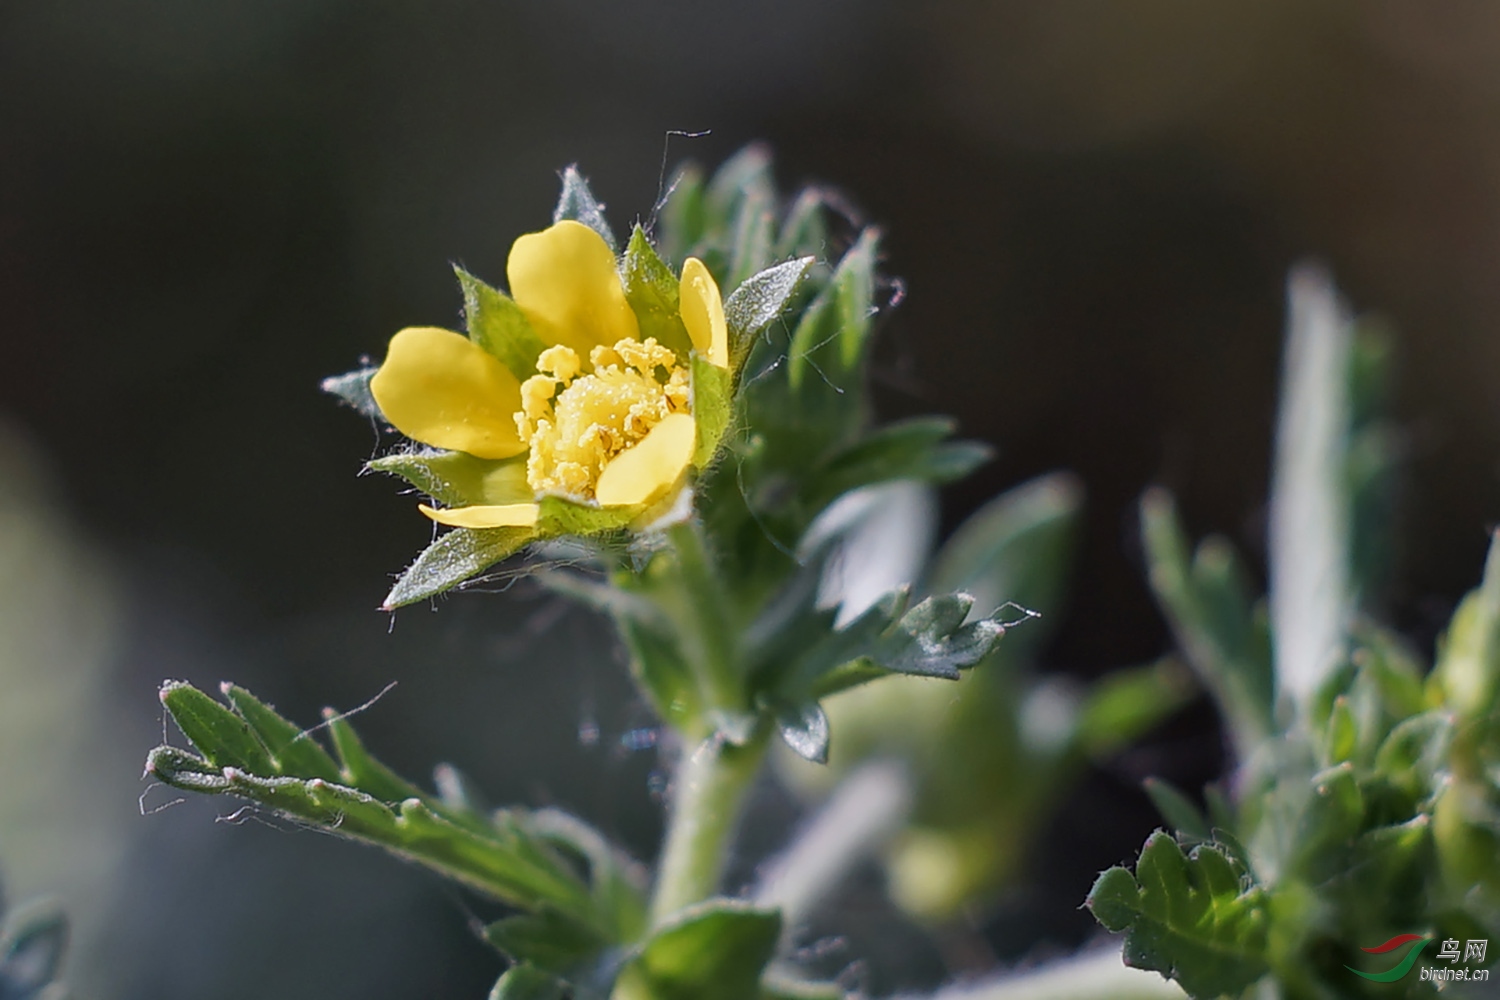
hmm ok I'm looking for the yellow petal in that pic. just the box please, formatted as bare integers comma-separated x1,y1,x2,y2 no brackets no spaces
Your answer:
595,412,696,507
371,327,526,459
418,502,539,528
678,257,728,368
508,220,639,360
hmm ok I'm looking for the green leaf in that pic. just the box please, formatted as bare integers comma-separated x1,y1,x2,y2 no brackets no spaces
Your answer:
614,901,781,1000
788,230,877,390
159,680,274,773
220,683,342,781
927,472,1082,662
529,808,650,945
808,417,991,511
554,165,617,251
1073,660,1193,760
369,449,531,509
1430,528,1500,721
488,963,569,1000
655,164,706,267
321,367,383,420
870,593,1007,679
773,187,829,260
1143,778,1210,843
1086,831,1269,998
726,186,776,292
1140,488,1274,760
146,683,609,921
485,908,609,977
456,266,549,380
723,257,814,358
692,353,733,468
775,701,830,764
706,145,775,226
621,226,693,359
383,526,533,610
1372,710,1452,803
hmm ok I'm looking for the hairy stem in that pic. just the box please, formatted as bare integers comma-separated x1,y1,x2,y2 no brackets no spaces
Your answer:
665,520,742,712
650,732,767,925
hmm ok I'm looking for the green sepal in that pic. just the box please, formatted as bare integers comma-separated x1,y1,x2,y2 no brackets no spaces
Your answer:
383,526,534,610
788,230,877,390
1086,831,1269,998
706,145,775,230
726,186,775,292
613,900,781,1000
220,683,342,782
723,256,815,360
369,449,531,509
554,165,617,252
321,367,383,420
159,680,274,774
537,495,639,538
655,164,706,267
456,266,549,380
773,187,829,260
485,907,610,978
621,226,693,360
488,963,570,1000
691,354,733,468
773,700,830,764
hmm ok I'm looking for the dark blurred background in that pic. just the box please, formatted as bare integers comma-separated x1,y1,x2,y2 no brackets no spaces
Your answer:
4,1,1500,996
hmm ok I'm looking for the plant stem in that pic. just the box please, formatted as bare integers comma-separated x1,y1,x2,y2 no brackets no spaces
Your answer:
665,520,742,712
650,732,767,925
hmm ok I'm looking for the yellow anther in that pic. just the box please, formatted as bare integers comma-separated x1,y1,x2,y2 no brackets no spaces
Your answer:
516,337,690,500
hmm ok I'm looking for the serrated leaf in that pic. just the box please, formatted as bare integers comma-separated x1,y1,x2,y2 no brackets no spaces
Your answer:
554,165,616,251
369,449,531,509
775,701,830,764
621,226,693,359
1086,831,1268,998
221,683,342,781
870,594,1006,679
383,526,533,610
456,266,549,380
691,354,733,468
724,257,814,358
614,901,780,1000
488,963,569,1000
321,367,383,419
159,680,274,773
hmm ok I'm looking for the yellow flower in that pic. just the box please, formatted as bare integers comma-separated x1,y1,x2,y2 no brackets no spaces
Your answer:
368,220,728,529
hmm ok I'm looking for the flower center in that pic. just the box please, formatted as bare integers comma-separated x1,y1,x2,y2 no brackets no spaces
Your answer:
516,338,690,499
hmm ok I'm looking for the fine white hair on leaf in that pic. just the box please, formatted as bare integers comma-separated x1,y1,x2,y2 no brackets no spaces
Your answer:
1269,262,1354,710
